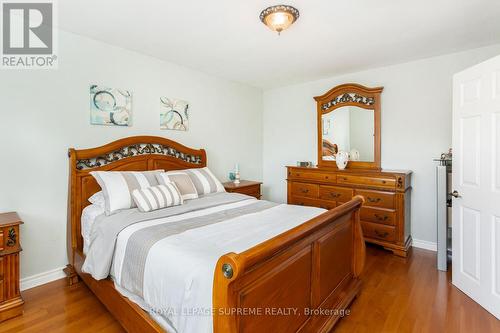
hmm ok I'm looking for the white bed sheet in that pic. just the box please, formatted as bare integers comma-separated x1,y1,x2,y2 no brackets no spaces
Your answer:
98,198,324,333
81,204,105,254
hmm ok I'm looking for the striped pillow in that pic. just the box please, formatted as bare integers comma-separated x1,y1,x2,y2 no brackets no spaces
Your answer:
156,171,199,200
132,183,183,212
184,167,225,195
90,170,163,215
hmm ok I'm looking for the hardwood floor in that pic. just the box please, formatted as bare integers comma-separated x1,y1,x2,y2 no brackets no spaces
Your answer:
0,246,498,333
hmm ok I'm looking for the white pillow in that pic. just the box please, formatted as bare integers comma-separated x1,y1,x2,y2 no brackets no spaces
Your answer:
90,170,163,215
156,171,199,200
132,183,183,212
184,167,225,195
88,191,105,207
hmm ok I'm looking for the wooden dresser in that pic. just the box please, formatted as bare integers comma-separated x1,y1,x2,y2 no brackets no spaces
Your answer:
0,212,24,322
223,180,262,199
287,167,412,257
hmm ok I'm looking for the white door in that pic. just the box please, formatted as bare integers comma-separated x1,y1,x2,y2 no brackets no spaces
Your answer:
452,54,500,319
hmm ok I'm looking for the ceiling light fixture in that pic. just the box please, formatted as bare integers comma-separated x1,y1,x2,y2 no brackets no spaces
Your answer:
259,5,299,35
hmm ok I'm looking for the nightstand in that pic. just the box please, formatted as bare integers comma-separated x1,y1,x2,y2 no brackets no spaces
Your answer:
0,212,24,322
223,180,262,199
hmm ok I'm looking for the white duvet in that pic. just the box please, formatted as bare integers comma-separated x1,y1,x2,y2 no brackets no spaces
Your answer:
90,197,324,333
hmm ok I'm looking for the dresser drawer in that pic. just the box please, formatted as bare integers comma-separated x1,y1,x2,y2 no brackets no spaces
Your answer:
0,257,4,302
290,182,319,198
360,207,396,226
337,174,396,189
355,189,395,209
361,222,396,242
288,170,335,182
289,196,336,210
319,185,353,203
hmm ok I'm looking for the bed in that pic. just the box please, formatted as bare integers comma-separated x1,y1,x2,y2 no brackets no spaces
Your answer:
65,136,366,333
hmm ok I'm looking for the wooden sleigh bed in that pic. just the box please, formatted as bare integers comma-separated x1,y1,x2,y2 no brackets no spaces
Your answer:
65,136,366,333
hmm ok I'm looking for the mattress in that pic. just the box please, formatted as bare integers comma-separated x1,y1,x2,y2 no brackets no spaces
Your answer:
83,192,325,333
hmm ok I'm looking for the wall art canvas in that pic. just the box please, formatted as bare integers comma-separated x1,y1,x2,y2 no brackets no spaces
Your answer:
160,97,189,131
90,85,132,126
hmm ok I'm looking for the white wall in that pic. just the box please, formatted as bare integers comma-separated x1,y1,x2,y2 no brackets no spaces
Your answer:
262,44,500,246
0,31,262,280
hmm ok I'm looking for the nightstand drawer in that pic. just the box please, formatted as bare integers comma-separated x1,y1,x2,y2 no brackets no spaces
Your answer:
235,185,261,198
223,180,262,200
0,212,24,321
290,182,319,198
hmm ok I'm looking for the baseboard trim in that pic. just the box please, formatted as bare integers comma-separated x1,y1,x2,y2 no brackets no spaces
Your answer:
20,266,66,291
412,238,437,252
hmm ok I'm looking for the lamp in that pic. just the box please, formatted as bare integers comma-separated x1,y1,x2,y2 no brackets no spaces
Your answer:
259,5,300,35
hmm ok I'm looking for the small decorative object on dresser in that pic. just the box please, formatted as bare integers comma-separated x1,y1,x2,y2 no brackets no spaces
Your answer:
335,151,349,170
0,212,24,322
296,161,313,167
223,180,262,199
287,83,413,257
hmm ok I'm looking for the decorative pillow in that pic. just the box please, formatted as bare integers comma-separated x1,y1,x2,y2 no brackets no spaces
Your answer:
88,191,105,207
156,171,199,200
184,167,225,195
90,170,163,215
132,183,183,212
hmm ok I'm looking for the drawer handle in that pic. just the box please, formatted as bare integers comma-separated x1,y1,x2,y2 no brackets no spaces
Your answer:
367,197,381,203
382,180,387,184
374,214,389,221
374,230,389,238
329,192,341,198
300,188,309,194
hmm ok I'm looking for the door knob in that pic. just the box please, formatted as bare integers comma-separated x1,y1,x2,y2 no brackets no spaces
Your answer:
450,190,461,198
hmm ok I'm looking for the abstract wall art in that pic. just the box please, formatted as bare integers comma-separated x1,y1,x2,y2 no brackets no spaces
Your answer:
160,97,189,131
90,85,132,126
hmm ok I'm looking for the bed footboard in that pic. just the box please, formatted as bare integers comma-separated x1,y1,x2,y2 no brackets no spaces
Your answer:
213,196,365,333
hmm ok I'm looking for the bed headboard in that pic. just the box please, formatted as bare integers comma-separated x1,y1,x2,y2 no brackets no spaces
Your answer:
67,136,207,262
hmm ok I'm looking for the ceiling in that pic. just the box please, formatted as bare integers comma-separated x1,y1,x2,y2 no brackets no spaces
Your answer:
58,0,500,89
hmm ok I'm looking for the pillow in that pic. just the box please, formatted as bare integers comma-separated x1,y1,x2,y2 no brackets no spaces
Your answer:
90,170,163,215
132,183,183,212
156,171,199,200
184,167,225,195
88,191,105,207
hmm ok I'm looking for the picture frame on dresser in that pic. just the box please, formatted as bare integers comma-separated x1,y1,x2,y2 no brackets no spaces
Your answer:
287,83,413,257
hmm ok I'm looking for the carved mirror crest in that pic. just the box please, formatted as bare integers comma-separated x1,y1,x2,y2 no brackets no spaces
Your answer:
315,83,383,170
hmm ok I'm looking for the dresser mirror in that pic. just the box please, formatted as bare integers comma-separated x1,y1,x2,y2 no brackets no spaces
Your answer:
315,83,383,169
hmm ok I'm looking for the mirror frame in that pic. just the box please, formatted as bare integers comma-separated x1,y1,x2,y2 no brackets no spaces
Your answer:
314,83,383,170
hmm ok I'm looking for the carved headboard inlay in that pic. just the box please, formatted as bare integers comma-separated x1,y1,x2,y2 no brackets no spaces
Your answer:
321,93,375,111
76,143,203,170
